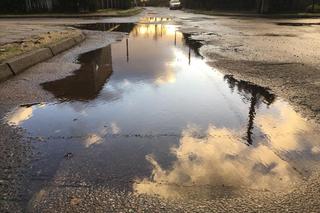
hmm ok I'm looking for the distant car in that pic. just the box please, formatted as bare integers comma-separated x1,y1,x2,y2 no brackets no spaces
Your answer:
169,0,182,10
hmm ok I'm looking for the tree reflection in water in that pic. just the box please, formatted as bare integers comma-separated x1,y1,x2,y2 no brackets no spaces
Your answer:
224,75,276,145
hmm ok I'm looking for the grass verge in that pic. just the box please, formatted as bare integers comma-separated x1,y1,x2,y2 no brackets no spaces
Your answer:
0,29,81,63
96,7,144,17
306,4,320,13
0,7,144,18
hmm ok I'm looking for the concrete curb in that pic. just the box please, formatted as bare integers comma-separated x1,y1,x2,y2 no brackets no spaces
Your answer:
0,63,13,82
49,38,76,55
0,33,85,82
7,48,53,74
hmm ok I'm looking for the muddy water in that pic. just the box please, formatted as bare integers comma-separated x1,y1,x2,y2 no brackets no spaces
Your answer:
5,19,320,199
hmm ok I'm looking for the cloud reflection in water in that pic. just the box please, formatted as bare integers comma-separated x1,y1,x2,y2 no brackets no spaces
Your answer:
134,104,320,199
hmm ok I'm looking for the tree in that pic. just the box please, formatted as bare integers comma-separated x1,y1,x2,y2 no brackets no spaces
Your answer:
312,0,315,12
257,0,271,13
0,0,134,13
0,0,25,13
181,0,309,14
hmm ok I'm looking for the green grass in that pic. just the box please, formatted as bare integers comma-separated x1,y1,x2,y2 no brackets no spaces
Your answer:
306,4,320,13
97,7,144,16
0,45,22,63
0,30,81,63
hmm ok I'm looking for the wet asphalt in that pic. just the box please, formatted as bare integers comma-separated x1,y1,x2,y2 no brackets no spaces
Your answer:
1,7,320,213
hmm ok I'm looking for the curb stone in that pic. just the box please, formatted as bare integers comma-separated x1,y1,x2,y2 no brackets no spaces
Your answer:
0,63,13,82
6,48,53,74
73,34,86,43
48,38,76,55
0,33,85,82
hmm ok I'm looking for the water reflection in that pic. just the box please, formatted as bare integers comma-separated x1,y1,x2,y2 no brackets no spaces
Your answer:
131,23,177,40
41,45,113,101
6,107,33,126
224,75,276,145
139,17,172,24
74,23,135,33
134,126,297,198
134,110,320,198
183,33,203,57
5,20,320,200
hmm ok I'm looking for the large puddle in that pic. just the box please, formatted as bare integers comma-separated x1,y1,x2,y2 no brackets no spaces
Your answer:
5,18,320,199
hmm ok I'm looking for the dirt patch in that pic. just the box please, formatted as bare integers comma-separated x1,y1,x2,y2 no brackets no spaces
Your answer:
0,29,81,63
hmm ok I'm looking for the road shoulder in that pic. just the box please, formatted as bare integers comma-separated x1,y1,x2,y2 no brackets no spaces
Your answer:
0,7,144,19
0,30,85,82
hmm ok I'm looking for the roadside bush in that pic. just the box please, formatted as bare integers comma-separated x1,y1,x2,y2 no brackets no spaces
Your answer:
54,0,97,12
306,3,320,12
144,0,168,7
181,0,317,13
0,0,25,13
181,0,256,10
0,0,134,13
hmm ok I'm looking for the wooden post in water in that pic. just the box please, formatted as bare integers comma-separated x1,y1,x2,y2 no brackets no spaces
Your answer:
126,39,129,62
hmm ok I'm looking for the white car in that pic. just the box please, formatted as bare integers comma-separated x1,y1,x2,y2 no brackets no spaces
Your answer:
169,0,182,10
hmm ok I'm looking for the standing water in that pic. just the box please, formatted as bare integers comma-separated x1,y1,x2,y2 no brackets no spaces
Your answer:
5,18,320,199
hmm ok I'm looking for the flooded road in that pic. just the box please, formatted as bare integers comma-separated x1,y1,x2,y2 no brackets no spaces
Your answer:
4,17,320,202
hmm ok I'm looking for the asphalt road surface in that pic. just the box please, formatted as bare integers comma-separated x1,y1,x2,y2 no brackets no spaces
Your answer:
1,7,320,213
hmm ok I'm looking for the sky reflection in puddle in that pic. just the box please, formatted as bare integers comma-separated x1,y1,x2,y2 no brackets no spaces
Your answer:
5,20,320,199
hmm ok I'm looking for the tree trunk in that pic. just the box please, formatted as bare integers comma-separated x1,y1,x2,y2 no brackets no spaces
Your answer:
312,0,315,12
258,0,271,13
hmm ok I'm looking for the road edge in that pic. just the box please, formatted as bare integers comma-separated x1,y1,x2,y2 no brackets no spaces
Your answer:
0,8,144,19
0,33,85,82
183,9,320,19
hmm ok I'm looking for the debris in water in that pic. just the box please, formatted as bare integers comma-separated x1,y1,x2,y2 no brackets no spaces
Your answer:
64,152,74,159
